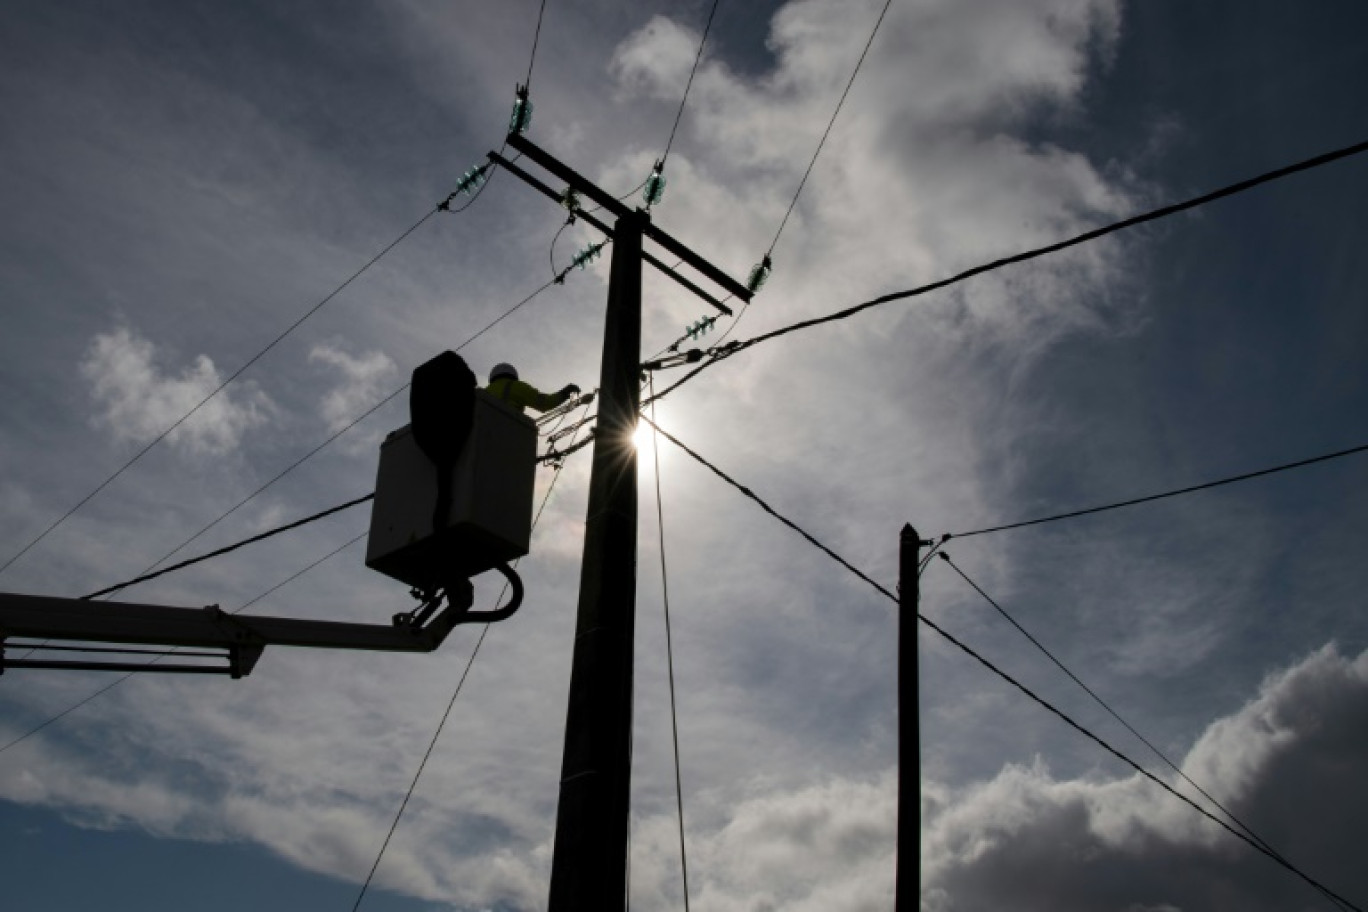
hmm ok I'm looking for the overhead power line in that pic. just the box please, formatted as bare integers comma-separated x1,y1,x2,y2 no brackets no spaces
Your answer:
349,395,593,911
82,494,375,600
2,389,598,757
0,210,439,581
644,380,693,910
643,416,1365,912
660,0,722,167
1,0,567,761
107,269,576,596
948,441,1368,539
524,0,550,94
0,529,368,758
936,553,1342,909
766,0,894,258
643,137,1368,409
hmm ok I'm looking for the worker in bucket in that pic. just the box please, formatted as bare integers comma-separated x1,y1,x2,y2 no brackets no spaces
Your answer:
486,362,581,414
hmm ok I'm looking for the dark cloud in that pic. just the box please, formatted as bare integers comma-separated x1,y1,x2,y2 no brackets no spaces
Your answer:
922,645,1368,911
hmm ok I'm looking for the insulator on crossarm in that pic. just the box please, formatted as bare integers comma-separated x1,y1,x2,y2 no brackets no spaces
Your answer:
747,255,772,294
686,315,717,339
643,160,667,206
571,241,605,270
456,163,489,195
559,186,581,213
509,84,533,135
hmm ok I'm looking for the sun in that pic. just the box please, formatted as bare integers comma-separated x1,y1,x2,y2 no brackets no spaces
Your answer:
631,421,653,452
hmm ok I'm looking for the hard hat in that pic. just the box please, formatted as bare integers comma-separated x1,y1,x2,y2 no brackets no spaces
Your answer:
490,362,519,382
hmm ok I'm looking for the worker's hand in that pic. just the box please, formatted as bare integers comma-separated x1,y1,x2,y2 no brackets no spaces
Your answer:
561,384,581,398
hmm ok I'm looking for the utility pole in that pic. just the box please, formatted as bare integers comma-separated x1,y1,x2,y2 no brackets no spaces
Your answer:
546,209,643,905
897,524,925,911
494,133,750,910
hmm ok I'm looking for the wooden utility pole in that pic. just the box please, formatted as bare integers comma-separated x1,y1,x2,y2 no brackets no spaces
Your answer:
547,210,644,906
495,133,750,911
897,524,924,910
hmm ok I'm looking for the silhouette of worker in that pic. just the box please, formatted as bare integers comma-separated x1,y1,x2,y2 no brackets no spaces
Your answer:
485,362,580,414
409,351,477,535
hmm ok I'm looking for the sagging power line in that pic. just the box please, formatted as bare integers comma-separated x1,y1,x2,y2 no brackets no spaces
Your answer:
644,416,1364,912
1,0,566,582
945,441,1368,539
936,553,1344,910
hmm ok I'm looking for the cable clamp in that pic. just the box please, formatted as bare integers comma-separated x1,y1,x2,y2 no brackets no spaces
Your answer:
641,348,705,372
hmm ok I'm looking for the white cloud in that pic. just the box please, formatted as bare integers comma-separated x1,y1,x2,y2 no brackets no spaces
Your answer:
308,341,399,434
79,326,273,456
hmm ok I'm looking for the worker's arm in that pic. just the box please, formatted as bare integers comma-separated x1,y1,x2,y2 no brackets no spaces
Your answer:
509,379,579,413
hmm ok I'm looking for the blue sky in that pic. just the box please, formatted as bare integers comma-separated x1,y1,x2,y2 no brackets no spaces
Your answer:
2,1,1367,909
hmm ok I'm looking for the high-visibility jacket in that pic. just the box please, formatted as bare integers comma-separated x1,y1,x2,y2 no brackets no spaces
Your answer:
485,377,571,414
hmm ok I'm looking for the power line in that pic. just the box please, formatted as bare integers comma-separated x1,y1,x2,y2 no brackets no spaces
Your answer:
127,389,408,582
0,210,439,580
639,415,891,598
0,529,368,758
765,0,894,258
350,395,592,910
645,379,692,910
81,494,374,600
643,417,1365,912
642,137,1368,410
351,621,495,912
111,271,574,597
659,0,722,167
519,0,547,92
646,0,888,358
937,553,1350,911
949,441,1368,539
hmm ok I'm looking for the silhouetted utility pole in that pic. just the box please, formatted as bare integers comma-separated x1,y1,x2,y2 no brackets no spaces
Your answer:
897,524,926,910
496,133,749,911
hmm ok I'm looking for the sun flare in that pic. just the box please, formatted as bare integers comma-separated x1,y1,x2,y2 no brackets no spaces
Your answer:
632,421,653,452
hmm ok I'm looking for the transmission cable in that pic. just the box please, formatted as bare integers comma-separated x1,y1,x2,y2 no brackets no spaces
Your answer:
81,494,375,600
937,553,1343,908
524,0,550,95
0,209,440,580
4,4,567,581
765,0,893,258
1,0,564,749
946,442,1368,540
644,0,889,355
642,416,1365,912
0,529,367,758
659,0,722,168
350,395,592,911
645,378,693,910
112,269,576,596
642,137,1368,410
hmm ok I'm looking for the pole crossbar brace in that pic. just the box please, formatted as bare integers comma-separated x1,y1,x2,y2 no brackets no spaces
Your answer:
491,152,735,316
0,564,523,679
500,135,753,305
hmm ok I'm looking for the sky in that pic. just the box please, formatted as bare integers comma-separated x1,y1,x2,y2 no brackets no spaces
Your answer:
1,1,1367,910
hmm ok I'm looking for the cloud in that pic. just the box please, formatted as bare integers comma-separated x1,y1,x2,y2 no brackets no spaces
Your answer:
622,646,1368,909
308,341,399,434
921,644,1368,911
605,0,1137,360
79,326,273,456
